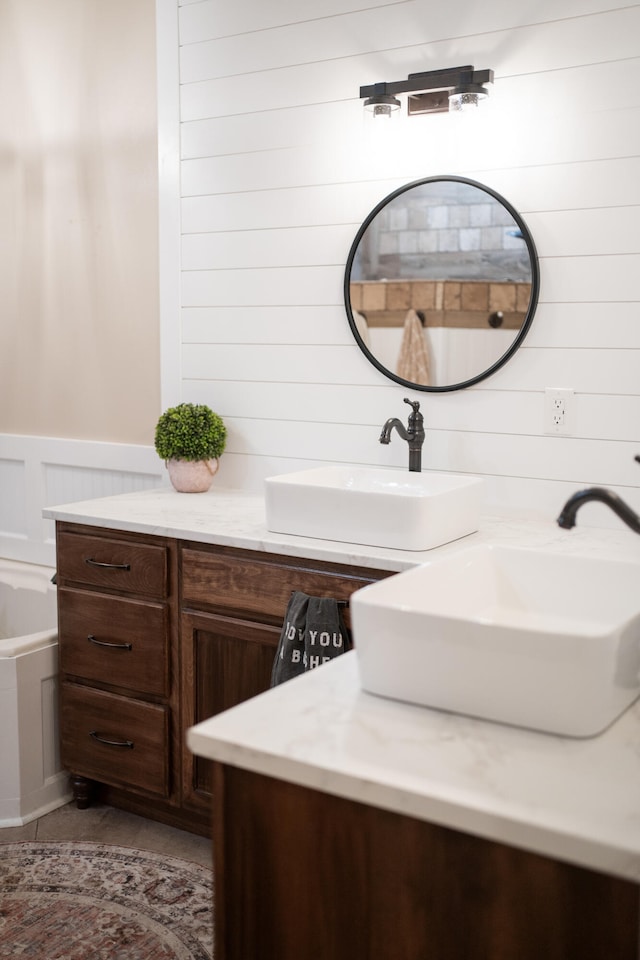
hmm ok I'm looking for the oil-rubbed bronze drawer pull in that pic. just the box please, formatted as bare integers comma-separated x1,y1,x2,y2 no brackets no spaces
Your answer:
87,634,133,651
85,557,131,571
89,731,134,749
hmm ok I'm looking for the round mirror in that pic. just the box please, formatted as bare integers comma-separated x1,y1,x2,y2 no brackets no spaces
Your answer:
344,176,539,392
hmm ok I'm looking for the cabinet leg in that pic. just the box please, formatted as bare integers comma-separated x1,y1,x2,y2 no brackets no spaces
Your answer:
71,776,93,809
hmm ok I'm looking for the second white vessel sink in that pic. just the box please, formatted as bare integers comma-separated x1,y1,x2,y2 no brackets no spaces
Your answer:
352,543,640,736
265,465,483,551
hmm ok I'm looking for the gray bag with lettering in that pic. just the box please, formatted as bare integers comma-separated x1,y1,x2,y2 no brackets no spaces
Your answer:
271,591,351,687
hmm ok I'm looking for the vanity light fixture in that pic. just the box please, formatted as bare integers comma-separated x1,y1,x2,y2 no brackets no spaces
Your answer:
360,64,494,117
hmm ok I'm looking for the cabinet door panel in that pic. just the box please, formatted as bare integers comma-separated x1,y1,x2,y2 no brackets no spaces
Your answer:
182,611,280,805
58,588,169,696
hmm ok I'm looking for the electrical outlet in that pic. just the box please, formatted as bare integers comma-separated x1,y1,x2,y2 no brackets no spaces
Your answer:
544,388,574,435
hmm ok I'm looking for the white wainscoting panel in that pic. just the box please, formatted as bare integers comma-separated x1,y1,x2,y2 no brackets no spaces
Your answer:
0,435,163,567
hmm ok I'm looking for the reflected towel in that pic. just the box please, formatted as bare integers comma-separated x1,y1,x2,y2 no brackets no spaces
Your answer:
396,309,430,385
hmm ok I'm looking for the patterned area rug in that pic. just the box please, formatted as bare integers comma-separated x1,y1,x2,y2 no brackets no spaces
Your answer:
0,841,213,959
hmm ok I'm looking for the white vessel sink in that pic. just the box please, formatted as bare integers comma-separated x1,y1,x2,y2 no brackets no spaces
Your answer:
352,544,640,737
264,465,483,551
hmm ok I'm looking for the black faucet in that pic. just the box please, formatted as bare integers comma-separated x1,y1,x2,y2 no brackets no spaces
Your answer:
556,456,640,534
379,398,425,472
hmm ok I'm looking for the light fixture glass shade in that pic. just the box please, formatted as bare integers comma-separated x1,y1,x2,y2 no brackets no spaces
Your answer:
364,95,401,118
448,87,488,112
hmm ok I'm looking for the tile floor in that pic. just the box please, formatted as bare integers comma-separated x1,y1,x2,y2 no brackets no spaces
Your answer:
0,801,212,868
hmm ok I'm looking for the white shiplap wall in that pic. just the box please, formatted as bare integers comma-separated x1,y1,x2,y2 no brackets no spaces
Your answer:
166,0,640,530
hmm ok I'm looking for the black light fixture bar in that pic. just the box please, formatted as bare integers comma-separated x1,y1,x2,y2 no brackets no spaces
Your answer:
360,65,494,116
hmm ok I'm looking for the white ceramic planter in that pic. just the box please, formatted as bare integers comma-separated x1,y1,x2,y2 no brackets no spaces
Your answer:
167,458,219,493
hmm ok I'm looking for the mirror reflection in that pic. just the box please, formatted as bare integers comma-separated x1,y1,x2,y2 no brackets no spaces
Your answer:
344,177,539,392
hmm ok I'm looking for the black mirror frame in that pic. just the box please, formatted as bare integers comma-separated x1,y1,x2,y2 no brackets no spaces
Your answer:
343,175,540,392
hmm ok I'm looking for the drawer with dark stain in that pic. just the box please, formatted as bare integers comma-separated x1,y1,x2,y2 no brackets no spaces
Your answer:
181,547,387,625
57,530,167,598
60,683,170,798
58,588,169,696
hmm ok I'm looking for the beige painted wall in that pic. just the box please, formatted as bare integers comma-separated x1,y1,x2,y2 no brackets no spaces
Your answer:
0,0,160,444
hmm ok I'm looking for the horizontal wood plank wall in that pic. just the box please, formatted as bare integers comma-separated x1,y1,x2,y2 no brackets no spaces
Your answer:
0,435,162,566
172,0,640,529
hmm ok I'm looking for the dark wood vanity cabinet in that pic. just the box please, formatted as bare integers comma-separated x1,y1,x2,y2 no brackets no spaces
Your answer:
55,521,389,833
56,524,179,817
179,543,389,815
212,766,640,960
56,521,640,955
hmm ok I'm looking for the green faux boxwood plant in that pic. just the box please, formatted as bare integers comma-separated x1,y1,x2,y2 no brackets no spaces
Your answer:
155,402,227,462
155,403,227,492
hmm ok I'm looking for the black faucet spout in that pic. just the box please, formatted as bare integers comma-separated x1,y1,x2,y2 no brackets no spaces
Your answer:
557,487,640,533
379,399,425,472
379,418,408,444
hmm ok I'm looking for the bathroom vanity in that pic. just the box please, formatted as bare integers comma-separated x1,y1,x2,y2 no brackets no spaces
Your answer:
52,497,392,834
189,653,640,960
45,486,640,958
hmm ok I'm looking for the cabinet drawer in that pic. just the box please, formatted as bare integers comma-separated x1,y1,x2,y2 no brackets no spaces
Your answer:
58,588,169,696
57,530,167,598
181,547,385,624
61,683,169,797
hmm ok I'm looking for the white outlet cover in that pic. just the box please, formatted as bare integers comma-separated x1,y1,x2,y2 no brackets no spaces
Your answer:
544,387,574,435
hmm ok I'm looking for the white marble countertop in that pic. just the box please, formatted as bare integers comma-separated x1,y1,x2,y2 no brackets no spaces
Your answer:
43,483,640,572
189,651,640,884
44,485,422,572
45,485,640,881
